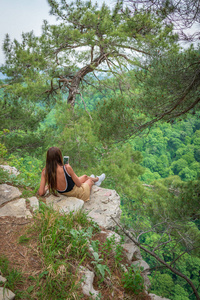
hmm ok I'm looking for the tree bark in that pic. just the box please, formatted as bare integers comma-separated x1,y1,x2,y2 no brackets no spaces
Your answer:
65,52,109,106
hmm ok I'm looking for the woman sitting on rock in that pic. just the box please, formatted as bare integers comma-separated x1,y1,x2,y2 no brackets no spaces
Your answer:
38,147,105,201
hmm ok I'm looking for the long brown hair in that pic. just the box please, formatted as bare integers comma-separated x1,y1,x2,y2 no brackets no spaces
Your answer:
45,147,63,195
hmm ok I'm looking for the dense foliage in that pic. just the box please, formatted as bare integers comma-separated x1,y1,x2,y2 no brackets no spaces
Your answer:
1,0,200,299
1,88,199,299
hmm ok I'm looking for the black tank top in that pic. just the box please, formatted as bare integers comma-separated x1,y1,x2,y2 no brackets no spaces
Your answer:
57,166,75,193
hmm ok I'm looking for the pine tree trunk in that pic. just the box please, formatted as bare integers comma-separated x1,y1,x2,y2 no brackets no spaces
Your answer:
67,52,108,106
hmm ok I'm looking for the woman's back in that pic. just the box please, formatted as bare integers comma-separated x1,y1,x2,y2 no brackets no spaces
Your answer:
56,164,70,191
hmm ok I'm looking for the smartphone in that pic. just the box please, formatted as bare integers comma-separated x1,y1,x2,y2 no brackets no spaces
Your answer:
63,156,69,164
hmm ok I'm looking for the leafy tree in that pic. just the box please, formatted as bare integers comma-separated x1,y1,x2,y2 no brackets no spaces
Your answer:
118,173,200,299
0,74,57,155
124,114,200,182
193,130,200,162
112,0,200,133
139,168,161,183
126,0,200,42
132,46,200,131
1,0,177,107
171,158,188,174
143,156,157,171
173,284,190,300
179,166,197,181
150,272,174,298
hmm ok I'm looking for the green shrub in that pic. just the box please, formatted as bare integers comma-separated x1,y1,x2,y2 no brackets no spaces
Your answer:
121,263,144,294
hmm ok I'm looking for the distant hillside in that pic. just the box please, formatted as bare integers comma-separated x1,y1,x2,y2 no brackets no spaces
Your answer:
0,72,7,80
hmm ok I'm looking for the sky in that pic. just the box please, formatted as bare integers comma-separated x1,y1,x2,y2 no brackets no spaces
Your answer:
0,0,56,64
0,0,114,65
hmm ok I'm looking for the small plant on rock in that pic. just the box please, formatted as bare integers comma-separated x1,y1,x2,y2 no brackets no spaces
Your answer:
121,263,144,294
91,251,111,284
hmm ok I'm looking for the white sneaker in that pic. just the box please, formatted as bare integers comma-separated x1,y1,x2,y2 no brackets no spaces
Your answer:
95,173,105,186
90,174,95,178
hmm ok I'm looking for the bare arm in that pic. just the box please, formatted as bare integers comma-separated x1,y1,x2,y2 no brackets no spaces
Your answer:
65,164,82,187
38,168,48,196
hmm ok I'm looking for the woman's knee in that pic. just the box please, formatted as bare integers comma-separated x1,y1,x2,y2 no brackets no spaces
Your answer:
86,178,94,189
79,175,88,183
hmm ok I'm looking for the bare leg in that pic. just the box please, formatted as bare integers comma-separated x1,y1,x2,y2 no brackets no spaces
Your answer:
78,175,99,191
79,175,98,184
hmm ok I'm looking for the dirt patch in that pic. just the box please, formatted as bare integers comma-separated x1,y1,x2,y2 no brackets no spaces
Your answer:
0,216,42,277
